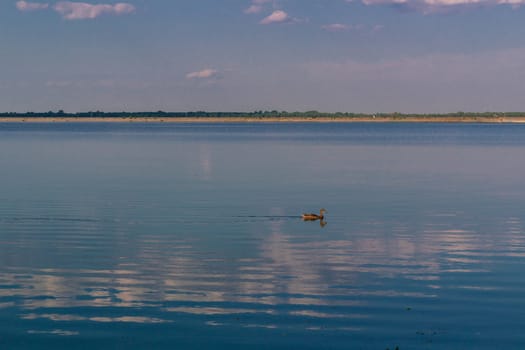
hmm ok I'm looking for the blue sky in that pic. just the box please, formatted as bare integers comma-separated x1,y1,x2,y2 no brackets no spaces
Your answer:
2,0,525,113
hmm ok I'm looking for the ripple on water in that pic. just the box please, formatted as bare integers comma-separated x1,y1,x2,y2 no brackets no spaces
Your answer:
1,123,525,349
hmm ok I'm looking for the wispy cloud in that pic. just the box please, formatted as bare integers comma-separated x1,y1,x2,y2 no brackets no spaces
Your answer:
322,23,352,32
244,5,263,14
45,80,74,88
371,24,385,32
244,0,272,14
45,79,117,89
186,69,219,80
497,0,525,6
303,49,525,84
16,1,49,11
53,1,135,20
360,0,525,12
321,23,385,34
301,48,525,112
260,10,289,24
361,0,408,5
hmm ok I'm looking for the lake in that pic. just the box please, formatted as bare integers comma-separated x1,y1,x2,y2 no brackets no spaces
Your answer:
1,122,524,349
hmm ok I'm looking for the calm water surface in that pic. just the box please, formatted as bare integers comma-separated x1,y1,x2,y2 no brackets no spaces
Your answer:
1,123,524,349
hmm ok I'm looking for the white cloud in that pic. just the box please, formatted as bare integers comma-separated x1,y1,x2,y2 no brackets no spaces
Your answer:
186,69,219,80
16,1,49,11
53,1,135,20
260,10,288,24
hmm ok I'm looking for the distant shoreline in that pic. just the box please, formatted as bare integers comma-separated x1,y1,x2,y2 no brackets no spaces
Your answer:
2,116,525,123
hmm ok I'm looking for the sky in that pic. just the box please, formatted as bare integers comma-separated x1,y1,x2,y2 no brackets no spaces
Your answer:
1,0,525,113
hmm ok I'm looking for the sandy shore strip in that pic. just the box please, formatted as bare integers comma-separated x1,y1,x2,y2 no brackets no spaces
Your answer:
1,116,525,123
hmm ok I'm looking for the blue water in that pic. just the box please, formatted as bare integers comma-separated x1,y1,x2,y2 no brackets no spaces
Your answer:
1,122,525,349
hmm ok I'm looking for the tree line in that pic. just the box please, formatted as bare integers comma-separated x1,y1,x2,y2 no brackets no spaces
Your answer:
1,111,524,119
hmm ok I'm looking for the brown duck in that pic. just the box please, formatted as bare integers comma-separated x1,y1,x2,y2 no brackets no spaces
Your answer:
301,208,327,221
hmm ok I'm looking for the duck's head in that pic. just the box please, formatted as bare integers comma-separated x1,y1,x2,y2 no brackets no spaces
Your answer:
320,208,327,214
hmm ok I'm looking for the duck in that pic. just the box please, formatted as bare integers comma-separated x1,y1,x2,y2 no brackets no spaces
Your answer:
302,208,327,221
